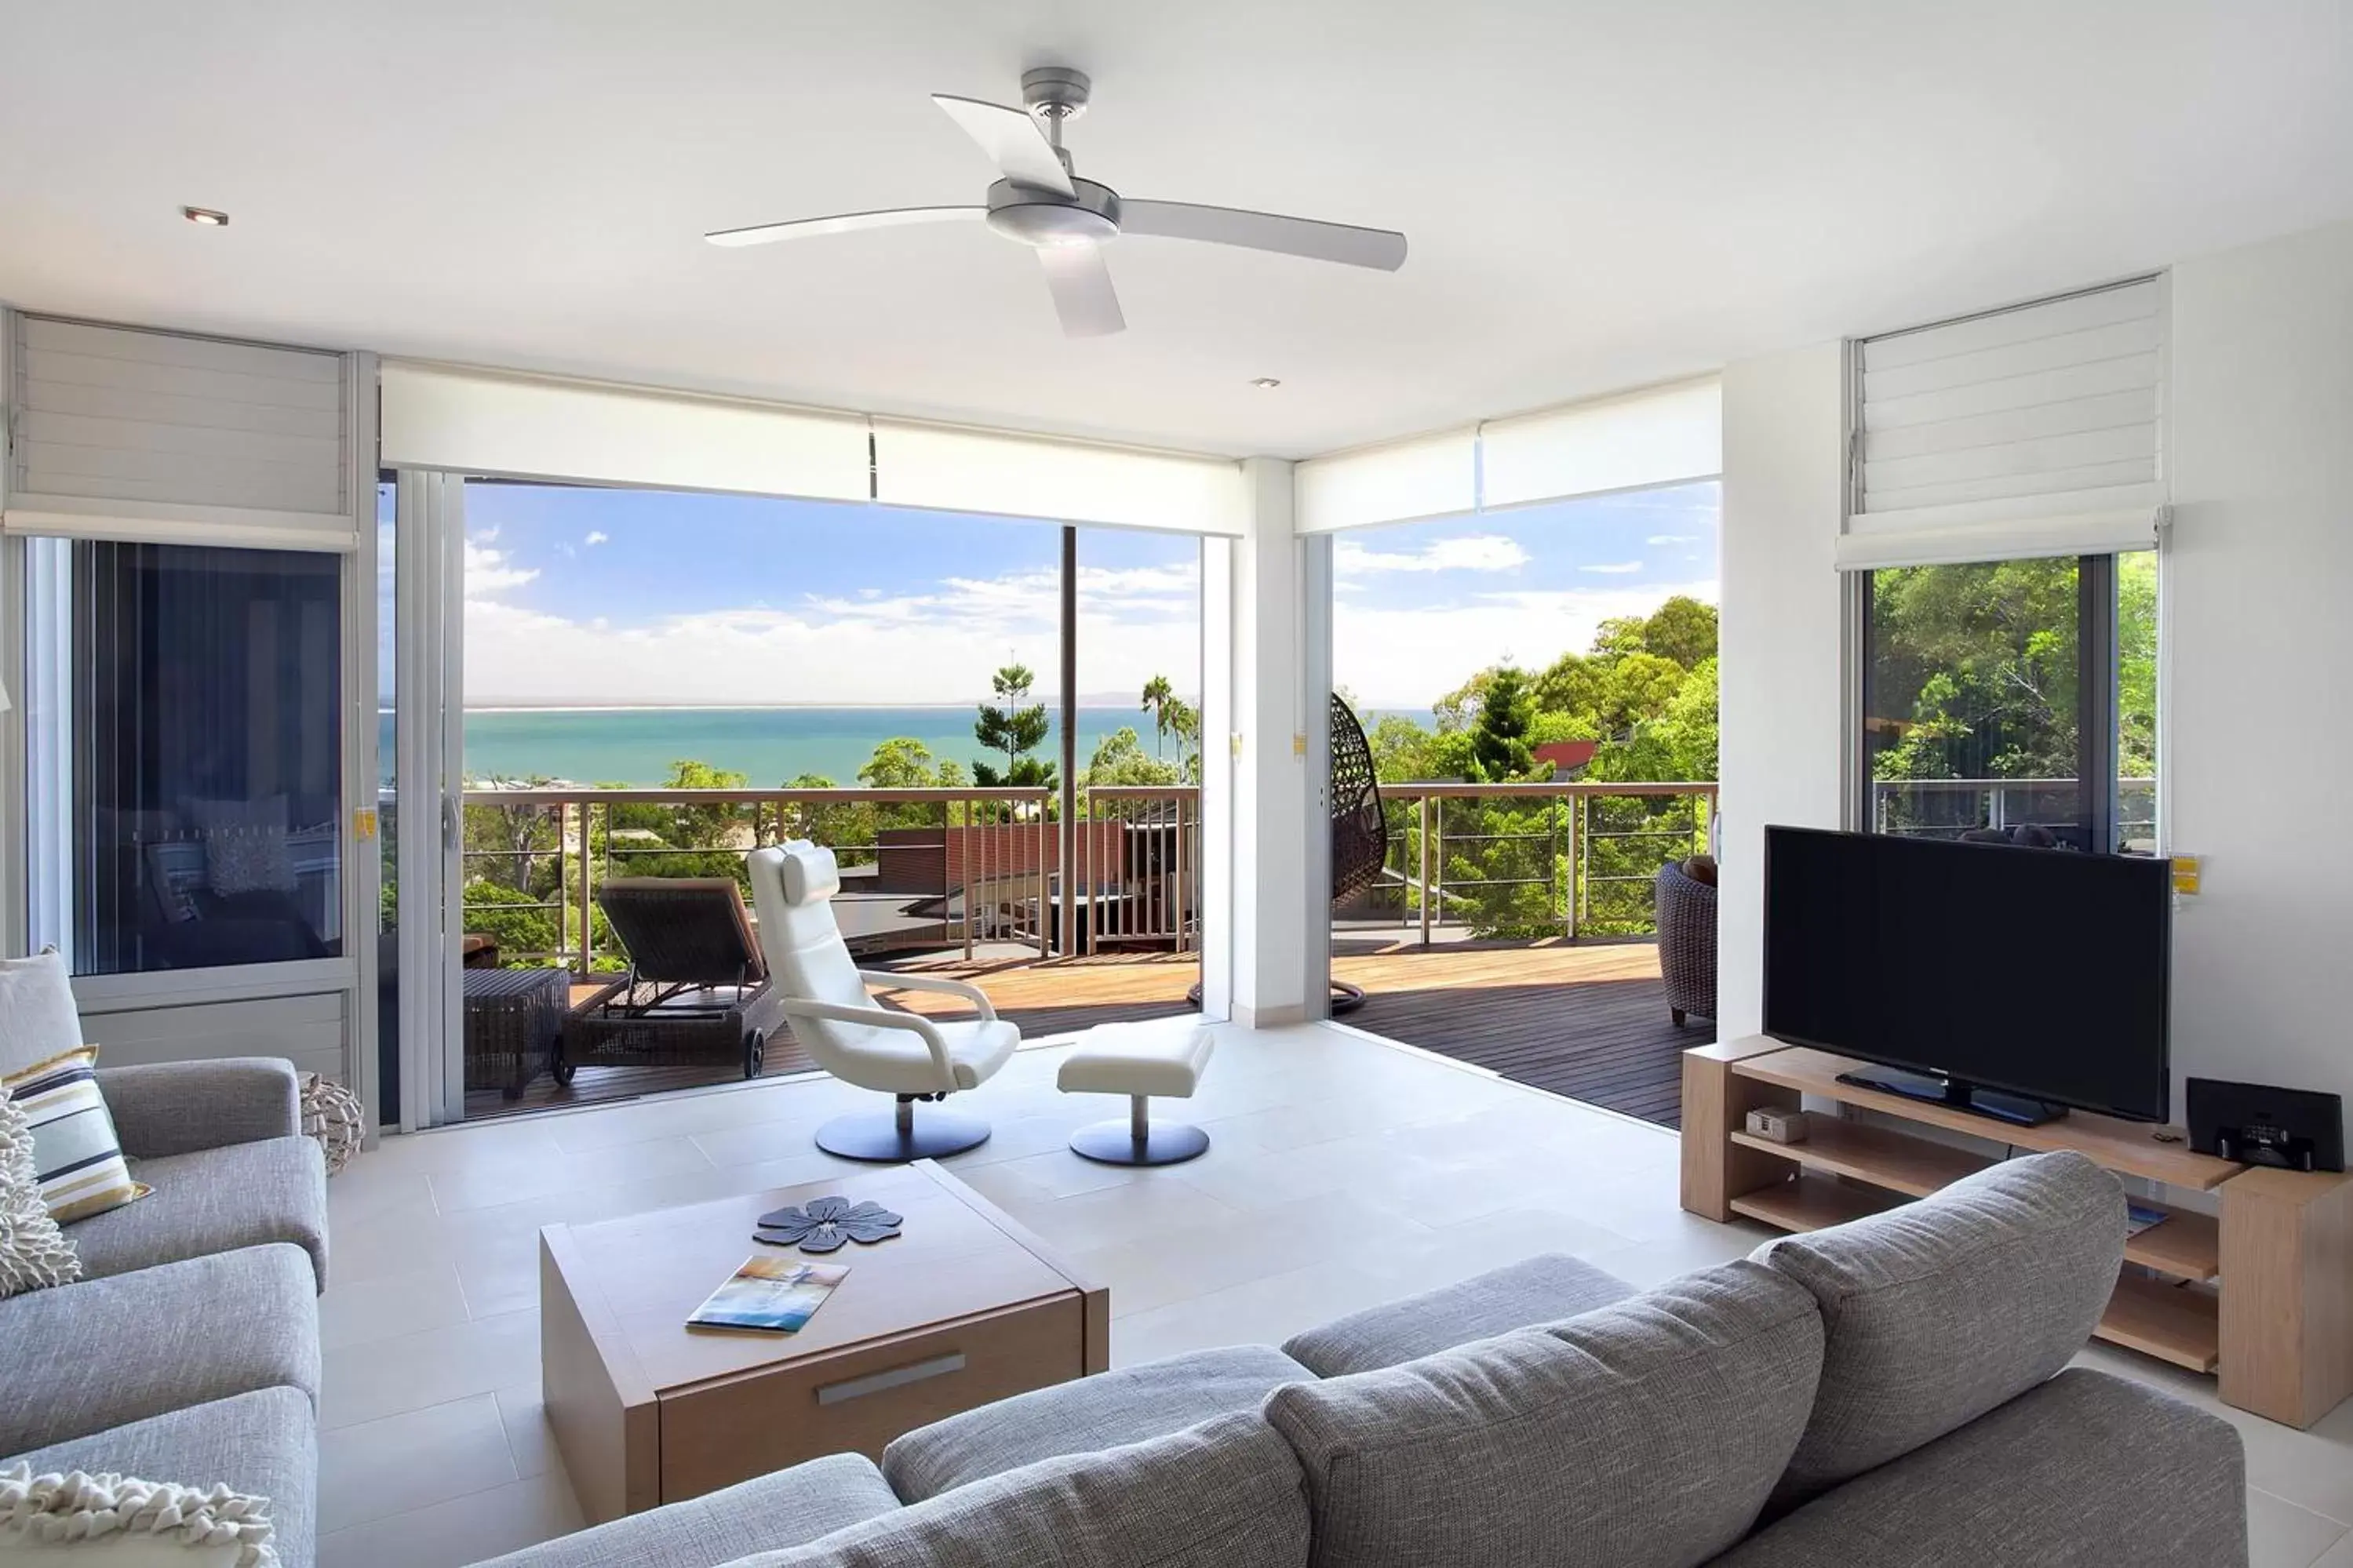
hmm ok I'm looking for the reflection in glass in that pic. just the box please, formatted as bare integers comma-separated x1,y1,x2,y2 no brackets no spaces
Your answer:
41,540,344,974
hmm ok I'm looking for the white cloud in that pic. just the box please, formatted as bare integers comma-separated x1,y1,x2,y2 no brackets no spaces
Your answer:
1646,534,1696,544
1336,580,1717,708
1578,561,1644,574
461,555,1200,706
464,538,539,594
1335,535,1529,576
584,530,609,546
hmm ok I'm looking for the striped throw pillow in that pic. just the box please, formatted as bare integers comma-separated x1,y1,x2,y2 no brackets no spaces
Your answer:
2,1046,146,1224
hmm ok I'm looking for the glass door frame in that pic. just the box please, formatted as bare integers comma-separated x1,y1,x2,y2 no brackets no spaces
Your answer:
390,471,468,1129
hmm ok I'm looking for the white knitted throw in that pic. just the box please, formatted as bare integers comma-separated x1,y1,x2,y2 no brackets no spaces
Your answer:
0,1464,278,1566
0,1093,80,1298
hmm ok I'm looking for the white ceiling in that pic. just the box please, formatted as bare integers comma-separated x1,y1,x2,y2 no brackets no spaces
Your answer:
3,2,2349,458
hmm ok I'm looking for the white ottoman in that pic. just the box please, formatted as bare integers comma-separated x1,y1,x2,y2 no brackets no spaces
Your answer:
1057,1020,1216,1166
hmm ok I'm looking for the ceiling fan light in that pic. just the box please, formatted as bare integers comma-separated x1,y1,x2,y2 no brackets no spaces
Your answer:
180,206,229,227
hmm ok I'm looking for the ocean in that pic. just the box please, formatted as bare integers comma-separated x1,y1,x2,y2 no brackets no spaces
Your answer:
432,706,1177,788
377,703,1437,788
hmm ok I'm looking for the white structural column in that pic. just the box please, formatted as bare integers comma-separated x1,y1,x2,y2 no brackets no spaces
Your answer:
1227,457,1313,1027
1716,342,1849,1037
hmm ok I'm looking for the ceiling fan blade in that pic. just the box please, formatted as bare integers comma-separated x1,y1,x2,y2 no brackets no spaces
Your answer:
1118,200,1408,271
932,95,1075,197
705,206,985,247
1038,243,1125,337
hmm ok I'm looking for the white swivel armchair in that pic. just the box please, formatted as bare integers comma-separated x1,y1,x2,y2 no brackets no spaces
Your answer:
747,841,1018,1160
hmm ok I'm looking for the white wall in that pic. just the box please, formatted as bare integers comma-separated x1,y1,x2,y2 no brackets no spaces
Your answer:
1717,216,2353,1111
2165,218,2353,1109
1717,341,1848,1037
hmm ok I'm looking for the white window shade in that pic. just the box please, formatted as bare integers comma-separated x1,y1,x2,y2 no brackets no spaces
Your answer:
1478,377,1721,510
5,314,361,548
870,419,1248,536
378,362,872,502
1845,277,2165,569
1295,427,1478,533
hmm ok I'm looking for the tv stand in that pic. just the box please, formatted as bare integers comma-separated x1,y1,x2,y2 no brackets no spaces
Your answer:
1682,1037,2353,1429
1833,1064,2066,1127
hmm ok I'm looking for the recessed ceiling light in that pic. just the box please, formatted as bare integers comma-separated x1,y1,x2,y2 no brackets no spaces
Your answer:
1249,377,1282,390
180,206,230,227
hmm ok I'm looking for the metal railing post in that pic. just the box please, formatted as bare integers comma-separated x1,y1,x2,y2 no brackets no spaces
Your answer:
576,801,595,974
1575,794,1590,939
1557,795,1571,940
1417,794,1433,948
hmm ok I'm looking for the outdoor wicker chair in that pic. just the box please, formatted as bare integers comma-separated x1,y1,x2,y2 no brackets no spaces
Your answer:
1656,856,1717,1027
560,877,785,1082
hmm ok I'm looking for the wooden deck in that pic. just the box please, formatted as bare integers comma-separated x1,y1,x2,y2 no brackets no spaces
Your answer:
463,943,1699,1126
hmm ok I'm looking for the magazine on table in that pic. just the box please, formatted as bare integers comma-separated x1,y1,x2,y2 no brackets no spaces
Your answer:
687,1255,849,1333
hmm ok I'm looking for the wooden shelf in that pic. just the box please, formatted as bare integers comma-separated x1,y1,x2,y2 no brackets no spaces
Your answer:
2127,1202,2221,1281
2099,1272,2220,1373
1730,1116,1995,1197
1727,1042,2240,1191
1685,1042,2353,1428
1729,1173,1905,1232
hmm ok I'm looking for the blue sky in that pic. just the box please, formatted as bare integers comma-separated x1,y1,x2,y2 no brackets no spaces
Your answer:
1332,482,1719,706
403,478,1717,708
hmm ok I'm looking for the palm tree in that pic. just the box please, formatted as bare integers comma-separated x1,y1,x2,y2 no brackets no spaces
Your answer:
1140,674,1175,760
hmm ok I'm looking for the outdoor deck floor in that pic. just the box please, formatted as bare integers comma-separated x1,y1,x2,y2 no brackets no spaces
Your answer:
464,942,1699,1127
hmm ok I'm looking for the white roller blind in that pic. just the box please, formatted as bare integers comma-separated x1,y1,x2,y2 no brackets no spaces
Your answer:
1845,277,2165,569
1479,377,1721,510
871,419,1248,536
6,315,359,545
379,362,872,502
1295,427,1478,533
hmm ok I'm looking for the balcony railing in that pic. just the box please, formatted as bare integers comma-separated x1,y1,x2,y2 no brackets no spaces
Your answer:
1354,782,1720,944
452,777,1727,970
1870,777,2158,849
455,784,1200,972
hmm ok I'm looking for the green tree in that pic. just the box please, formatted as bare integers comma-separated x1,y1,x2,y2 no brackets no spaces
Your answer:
974,663,1055,789
1140,674,1175,761
1639,595,1719,669
1466,667,1538,782
1083,726,1181,788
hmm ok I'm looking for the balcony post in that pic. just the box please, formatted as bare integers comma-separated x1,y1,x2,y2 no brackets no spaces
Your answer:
575,801,594,974
1418,794,1433,948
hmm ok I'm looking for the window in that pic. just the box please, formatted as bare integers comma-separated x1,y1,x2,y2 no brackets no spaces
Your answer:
1862,550,2155,853
26,540,345,974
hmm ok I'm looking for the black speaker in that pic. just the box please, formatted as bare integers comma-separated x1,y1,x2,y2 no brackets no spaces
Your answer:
2186,1077,2344,1173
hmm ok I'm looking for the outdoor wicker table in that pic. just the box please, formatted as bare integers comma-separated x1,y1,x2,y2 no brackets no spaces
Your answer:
462,966,573,1100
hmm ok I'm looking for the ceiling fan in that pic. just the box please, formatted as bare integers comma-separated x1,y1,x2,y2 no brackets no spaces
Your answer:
705,67,1408,338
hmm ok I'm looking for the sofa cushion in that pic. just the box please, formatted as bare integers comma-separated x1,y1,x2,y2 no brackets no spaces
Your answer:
1264,1260,1823,1568
470,1454,901,1568
0,1242,320,1455
725,1412,1309,1568
1703,1370,2248,1568
71,1136,329,1291
2,1387,317,1568
1751,1149,2123,1505
883,1344,1312,1501
1282,1253,1636,1377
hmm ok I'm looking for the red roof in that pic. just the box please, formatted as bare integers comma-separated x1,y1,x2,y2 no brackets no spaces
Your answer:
1533,740,1598,773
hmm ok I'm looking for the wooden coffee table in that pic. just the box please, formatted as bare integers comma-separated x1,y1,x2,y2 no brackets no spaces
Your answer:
541,1158,1108,1523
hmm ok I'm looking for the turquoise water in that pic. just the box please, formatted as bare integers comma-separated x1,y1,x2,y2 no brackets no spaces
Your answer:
374,704,1439,788
410,706,1165,787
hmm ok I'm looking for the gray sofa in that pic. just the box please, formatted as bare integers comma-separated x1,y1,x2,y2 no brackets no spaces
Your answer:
1,1058,328,1566
480,1151,2247,1568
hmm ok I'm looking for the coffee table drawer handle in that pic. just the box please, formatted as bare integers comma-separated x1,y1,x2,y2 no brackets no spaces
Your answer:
817,1352,967,1406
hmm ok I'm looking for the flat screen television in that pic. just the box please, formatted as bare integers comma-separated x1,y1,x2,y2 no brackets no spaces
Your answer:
1762,825,2172,1126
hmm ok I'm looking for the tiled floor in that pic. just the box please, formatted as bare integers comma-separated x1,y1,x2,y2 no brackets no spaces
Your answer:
316,1020,2353,1568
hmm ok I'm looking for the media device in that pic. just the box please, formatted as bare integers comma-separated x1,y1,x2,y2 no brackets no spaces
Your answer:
1763,826,2173,1126
2187,1077,2344,1173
